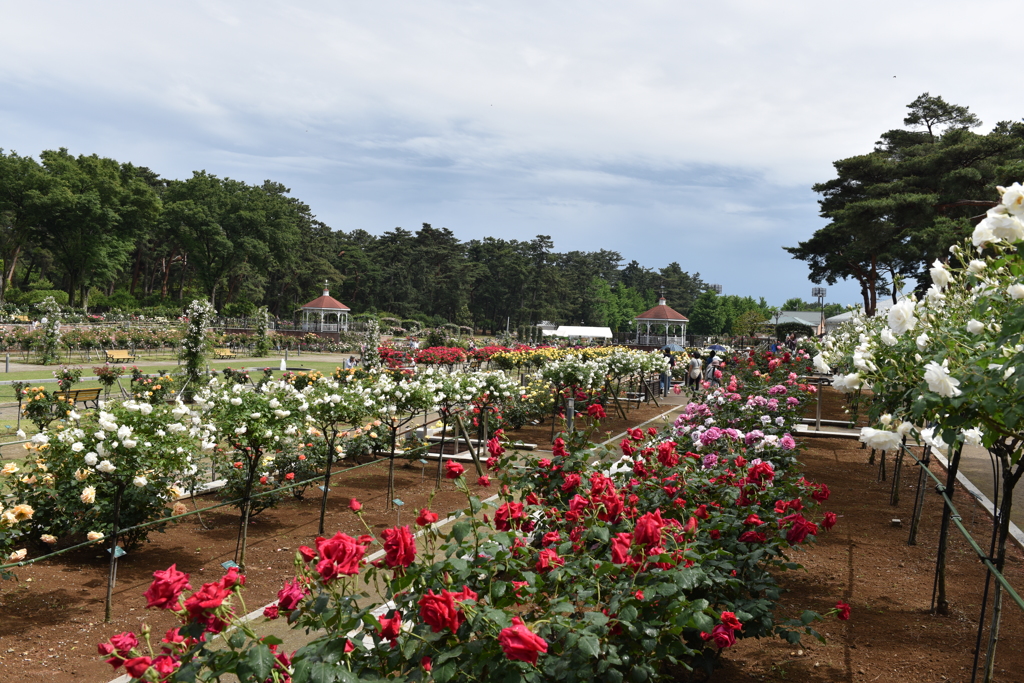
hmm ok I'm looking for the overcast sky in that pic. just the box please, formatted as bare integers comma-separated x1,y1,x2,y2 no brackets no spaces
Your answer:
2,1,1020,307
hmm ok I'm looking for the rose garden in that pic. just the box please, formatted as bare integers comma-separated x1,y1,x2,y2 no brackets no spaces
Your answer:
2,183,1024,681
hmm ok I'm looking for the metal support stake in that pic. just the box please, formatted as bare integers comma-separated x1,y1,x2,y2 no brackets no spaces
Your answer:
566,397,575,433
814,376,823,431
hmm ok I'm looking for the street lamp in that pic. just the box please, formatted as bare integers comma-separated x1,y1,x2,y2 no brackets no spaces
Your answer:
710,284,722,294
812,287,827,336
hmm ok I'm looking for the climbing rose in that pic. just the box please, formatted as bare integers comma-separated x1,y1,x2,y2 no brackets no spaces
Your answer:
498,617,548,664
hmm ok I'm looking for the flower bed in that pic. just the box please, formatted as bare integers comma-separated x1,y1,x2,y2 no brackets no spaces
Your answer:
95,350,847,682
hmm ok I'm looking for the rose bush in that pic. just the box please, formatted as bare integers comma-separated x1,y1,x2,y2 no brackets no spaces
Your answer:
100,349,844,682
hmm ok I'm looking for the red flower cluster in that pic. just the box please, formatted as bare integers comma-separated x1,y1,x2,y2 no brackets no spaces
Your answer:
143,563,191,610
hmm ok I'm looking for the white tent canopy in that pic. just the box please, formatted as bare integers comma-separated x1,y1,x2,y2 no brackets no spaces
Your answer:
542,325,613,339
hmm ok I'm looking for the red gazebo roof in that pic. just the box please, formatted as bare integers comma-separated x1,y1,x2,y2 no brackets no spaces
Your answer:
301,288,350,311
635,297,688,322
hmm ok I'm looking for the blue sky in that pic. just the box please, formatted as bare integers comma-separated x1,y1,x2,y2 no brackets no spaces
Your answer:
2,0,1020,307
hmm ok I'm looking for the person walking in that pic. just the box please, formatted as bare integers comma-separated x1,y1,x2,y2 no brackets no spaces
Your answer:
660,348,675,397
687,352,703,390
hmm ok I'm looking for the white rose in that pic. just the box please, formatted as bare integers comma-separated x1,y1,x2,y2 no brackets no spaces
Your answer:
235,426,247,435
139,403,154,416
71,442,85,453
250,413,262,419
84,452,98,466
880,328,898,347
7,549,27,562
812,353,830,374
887,299,917,335
915,332,929,351
1007,284,1024,300
962,427,984,446
972,220,997,248
859,427,902,451
967,319,985,334
230,397,243,406
929,259,951,288
923,361,962,398
81,487,97,504
988,213,1024,242
1000,182,1024,216
117,425,133,440
96,460,116,474
122,438,137,449
968,259,987,274
133,475,148,487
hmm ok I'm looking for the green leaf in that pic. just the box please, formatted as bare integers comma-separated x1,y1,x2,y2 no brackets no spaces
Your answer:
452,521,471,543
293,659,339,683
245,644,274,681
260,635,284,646
800,610,817,626
578,633,601,657
583,611,609,627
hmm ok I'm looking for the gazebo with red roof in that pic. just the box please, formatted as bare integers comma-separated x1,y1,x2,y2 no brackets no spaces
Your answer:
634,292,688,346
301,282,351,333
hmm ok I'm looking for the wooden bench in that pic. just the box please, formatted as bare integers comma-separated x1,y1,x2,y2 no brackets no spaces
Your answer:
105,349,135,363
214,348,236,359
54,387,102,409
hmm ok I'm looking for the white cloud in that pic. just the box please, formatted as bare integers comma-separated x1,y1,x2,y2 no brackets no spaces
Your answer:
0,0,1014,305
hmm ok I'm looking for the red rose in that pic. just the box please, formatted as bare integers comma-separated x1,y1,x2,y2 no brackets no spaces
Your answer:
298,545,317,562
586,403,606,419
418,590,462,632
634,510,666,547
743,514,763,526
379,611,402,644
416,508,439,526
498,617,548,665
711,623,736,648
541,531,561,546
494,502,526,531
109,631,138,656
611,532,634,565
627,428,644,441
263,604,280,620
220,566,245,589
811,483,830,502
477,475,491,487
381,525,416,568
152,655,179,678
124,656,153,679
144,564,192,610
315,532,368,582
487,437,505,457
421,656,432,671
552,438,569,457
656,441,679,468
737,531,766,543
277,578,307,611
694,504,709,520
285,472,295,481
560,473,581,491
682,516,699,537
720,611,742,631
836,601,851,620
451,585,478,603
445,460,465,479
822,511,837,530
349,498,362,512
535,548,563,572
183,581,232,621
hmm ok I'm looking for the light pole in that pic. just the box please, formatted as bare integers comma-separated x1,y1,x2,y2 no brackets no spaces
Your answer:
812,287,827,337
710,284,722,294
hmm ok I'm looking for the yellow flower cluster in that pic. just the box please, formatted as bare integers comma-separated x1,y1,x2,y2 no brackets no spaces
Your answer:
491,345,627,369
0,503,34,527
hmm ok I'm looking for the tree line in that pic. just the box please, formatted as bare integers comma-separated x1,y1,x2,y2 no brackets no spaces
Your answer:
786,93,1024,315
1,147,801,334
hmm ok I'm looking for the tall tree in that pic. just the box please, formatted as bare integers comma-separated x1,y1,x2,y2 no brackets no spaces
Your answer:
29,149,159,307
